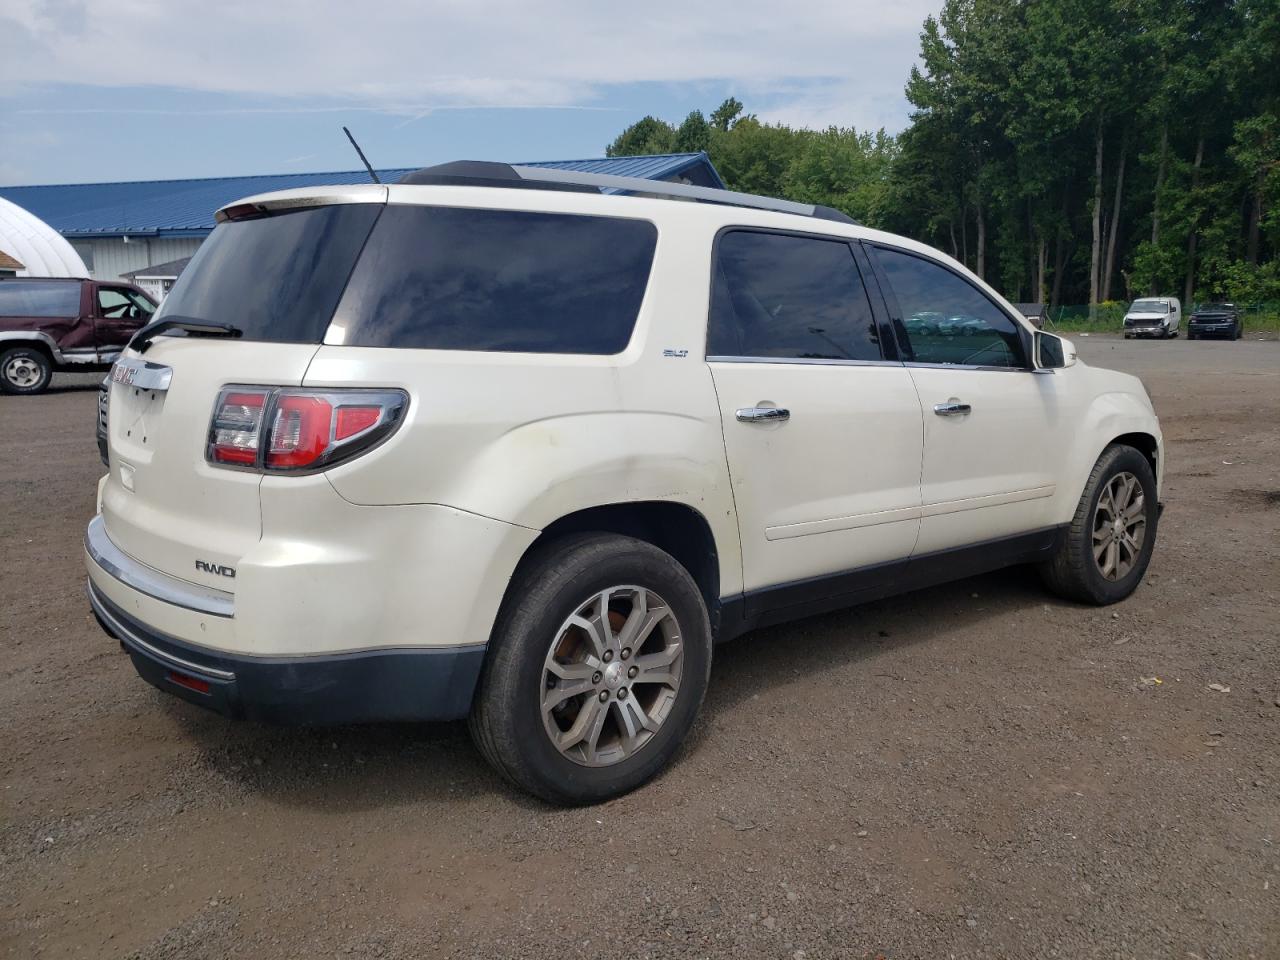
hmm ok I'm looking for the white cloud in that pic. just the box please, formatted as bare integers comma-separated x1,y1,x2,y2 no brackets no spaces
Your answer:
0,0,936,131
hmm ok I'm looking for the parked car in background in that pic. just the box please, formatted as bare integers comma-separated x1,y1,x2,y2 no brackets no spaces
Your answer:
1122,297,1181,339
1187,302,1243,340
932,315,989,338
0,277,157,394
86,161,1163,804
904,311,944,335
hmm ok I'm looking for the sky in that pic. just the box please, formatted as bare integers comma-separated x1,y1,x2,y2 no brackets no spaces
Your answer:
0,0,939,187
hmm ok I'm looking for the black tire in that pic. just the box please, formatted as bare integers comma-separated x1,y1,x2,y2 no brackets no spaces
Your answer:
469,533,712,805
0,346,53,395
1188,333,1197,341
1039,444,1159,605
1235,323,1243,340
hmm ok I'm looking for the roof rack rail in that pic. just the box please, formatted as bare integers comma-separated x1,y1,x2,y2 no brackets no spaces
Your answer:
396,161,860,225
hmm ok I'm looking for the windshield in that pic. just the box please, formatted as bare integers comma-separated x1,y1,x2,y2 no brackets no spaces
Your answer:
1197,302,1234,311
1129,299,1169,313
156,203,382,343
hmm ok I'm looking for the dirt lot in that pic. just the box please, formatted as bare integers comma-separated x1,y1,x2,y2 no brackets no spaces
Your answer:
2,338,1277,960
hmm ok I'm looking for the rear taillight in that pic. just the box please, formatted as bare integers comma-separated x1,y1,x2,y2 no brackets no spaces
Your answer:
210,390,269,465
207,387,407,472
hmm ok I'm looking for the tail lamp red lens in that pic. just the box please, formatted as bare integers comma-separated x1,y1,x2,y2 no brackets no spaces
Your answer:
267,395,332,468
207,387,407,472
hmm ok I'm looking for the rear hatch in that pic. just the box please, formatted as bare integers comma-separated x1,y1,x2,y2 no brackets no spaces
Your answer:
100,191,385,592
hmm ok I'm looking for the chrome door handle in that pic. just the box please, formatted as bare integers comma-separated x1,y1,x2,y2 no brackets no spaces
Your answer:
736,406,790,423
933,401,971,417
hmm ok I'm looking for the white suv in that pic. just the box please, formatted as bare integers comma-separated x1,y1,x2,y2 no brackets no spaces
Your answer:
85,162,1163,804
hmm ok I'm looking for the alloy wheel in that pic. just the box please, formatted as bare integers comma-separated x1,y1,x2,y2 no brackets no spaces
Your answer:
540,585,683,767
1092,471,1146,581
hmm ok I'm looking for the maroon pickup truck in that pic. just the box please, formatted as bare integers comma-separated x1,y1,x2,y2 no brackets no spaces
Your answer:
0,277,157,395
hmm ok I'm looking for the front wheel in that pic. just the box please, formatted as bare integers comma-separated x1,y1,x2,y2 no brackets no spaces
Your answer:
470,533,712,805
0,346,53,395
1039,444,1159,605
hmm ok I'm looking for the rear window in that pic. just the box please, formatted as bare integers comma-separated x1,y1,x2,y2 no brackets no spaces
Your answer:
156,203,382,343
330,205,658,354
0,280,81,318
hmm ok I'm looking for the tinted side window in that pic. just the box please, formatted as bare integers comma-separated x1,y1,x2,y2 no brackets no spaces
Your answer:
0,280,81,318
875,247,1027,368
335,206,658,354
158,203,382,343
708,231,881,361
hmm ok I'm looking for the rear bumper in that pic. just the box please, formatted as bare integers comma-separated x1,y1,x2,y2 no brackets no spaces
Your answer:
88,579,484,725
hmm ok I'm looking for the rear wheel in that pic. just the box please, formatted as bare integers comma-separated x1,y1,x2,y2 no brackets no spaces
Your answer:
470,533,712,805
1040,444,1159,605
0,346,53,395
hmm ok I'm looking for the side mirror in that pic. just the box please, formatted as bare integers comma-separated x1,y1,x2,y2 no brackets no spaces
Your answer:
1034,331,1076,371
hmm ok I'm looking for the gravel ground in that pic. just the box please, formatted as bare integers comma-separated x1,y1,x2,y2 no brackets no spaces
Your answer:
2,337,1277,959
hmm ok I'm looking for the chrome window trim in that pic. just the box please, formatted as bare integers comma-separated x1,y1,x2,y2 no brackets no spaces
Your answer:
85,515,234,618
903,361,1032,373
87,582,236,680
706,355,903,368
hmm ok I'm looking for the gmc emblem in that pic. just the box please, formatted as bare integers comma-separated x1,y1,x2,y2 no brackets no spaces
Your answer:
195,560,236,579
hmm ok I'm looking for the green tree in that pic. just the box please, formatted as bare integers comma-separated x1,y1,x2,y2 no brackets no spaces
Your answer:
709,97,744,132
674,111,712,153
606,116,676,157
602,0,1279,310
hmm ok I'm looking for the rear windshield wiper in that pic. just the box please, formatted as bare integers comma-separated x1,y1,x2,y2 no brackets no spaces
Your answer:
130,318,243,354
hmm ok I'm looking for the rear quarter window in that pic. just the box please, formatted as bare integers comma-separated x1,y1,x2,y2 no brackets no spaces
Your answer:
331,205,658,354
0,281,81,318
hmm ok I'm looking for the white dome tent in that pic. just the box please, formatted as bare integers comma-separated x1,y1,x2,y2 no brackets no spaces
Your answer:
0,196,88,278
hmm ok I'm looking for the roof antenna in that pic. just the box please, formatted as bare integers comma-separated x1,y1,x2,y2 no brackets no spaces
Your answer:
343,126,381,184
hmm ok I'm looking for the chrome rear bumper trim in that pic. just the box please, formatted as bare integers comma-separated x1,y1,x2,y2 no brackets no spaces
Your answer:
85,515,234,618
88,581,236,680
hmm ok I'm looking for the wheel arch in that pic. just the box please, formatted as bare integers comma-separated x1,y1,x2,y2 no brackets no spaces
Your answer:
1052,391,1163,527
0,331,64,364
1110,431,1159,479
512,500,724,637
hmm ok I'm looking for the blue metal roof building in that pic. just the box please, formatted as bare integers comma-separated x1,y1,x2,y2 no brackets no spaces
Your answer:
0,153,724,240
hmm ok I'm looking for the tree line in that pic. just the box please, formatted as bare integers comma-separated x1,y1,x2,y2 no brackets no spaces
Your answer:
605,0,1279,309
